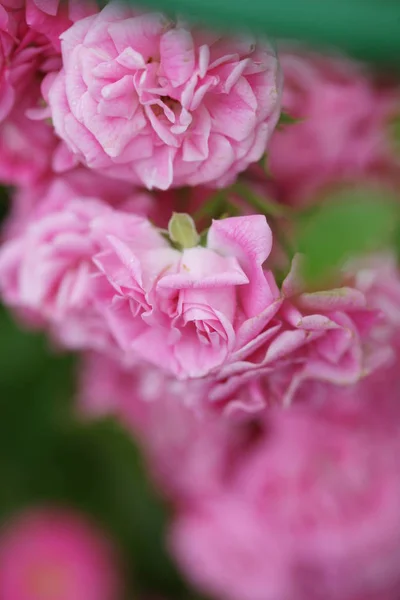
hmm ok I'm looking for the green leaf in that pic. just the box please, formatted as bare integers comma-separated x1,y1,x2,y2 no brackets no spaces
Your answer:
296,186,400,283
121,0,400,65
168,212,200,248
277,111,302,129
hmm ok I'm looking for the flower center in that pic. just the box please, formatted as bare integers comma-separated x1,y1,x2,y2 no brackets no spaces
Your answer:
151,95,180,117
160,95,179,110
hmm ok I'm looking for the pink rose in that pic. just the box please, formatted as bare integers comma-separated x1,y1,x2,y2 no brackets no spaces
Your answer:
0,0,98,187
0,0,27,121
268,51,399,204
0,96,57,186
0,0,66,184
0,188,111,332
278,256,385,399
171,391,400,600
4,166,155,237
0,0,59,122
349,253,400,350
93,214,281,379
202,253,394,413
0,507,121,600
26,0,97,50
0,182,156,352
47,2,282,190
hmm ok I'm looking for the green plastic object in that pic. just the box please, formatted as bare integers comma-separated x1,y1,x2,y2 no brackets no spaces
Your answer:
122,0,400,65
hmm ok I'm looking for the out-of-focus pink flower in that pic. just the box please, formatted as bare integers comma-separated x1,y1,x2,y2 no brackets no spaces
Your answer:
0,1,27,120
0,96,57,186
0,0,67,185
0,0,59,122
348,253,400,350
78,345,400,507
26,0,97,50
276,254,389,402
0,507,120,600
47,2,282,190
0,0,97,187
268,51,400,204
171,389,400,600
4,167,155,238
0,182,157,351
0,188,112,341
78,352,234,501
93,214,281,379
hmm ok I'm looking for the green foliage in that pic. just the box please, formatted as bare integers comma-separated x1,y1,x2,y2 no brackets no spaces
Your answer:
230,182,292,219
277,111,302,129
0,306,189,599
122,0,400,65
296,186,400,284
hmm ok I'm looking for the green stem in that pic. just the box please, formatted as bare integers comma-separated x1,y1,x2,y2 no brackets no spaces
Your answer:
192,191,226,222
175,186,192,212
229,182,293,219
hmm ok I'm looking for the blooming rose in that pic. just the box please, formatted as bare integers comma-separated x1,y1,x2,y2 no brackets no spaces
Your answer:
0,507,121,600
268,51,399,204
47,1,282,190
2,183,395,413
171,391,400,600
200,253,394,413
93,214,281,379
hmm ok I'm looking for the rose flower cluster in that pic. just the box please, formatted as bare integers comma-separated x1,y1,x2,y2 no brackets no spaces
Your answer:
0,1,400,599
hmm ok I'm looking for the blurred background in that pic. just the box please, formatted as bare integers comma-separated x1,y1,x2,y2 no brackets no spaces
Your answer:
0,185,193,598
